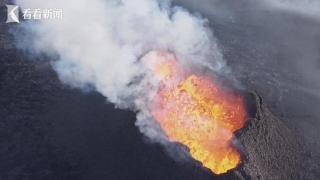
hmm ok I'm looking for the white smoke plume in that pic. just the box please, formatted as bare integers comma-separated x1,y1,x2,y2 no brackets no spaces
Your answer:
14,0,226,142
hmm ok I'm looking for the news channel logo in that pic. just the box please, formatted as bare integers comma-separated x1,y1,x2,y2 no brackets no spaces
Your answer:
6,5,19,23
3,4,63,23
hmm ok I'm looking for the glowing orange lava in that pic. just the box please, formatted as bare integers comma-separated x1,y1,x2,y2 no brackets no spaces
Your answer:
147,50,246,174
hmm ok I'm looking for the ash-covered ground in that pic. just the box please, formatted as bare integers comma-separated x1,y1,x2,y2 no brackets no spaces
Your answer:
1,0,320,180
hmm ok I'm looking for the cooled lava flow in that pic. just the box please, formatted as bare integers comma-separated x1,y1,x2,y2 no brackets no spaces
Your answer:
146,50,246,174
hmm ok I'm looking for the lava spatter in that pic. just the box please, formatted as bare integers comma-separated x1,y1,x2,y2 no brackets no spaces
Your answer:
146,50,246,174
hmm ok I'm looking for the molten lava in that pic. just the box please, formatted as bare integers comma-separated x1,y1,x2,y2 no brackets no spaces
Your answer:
147,50,246,174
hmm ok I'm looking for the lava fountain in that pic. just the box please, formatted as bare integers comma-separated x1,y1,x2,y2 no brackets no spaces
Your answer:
145,50,246,174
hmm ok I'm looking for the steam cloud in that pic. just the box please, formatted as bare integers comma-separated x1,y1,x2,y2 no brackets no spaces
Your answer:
14,0,226,143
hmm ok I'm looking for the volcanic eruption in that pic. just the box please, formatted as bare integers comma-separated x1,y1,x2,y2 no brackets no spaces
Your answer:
143,50,246,174
6,0,319,179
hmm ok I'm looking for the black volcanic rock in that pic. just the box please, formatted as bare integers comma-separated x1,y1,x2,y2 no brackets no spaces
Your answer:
0,47,85,179
236,93,305,180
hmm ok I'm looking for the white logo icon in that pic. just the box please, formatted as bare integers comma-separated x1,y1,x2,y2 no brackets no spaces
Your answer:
6,5,20,23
